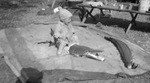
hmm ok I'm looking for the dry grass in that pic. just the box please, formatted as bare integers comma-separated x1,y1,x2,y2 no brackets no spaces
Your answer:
0,55,17,83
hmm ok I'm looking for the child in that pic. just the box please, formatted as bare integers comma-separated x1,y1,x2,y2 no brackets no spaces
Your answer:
51,7,79,56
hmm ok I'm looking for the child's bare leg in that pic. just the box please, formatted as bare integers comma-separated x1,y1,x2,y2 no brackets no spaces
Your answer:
57,40,67,56
85,52,105,61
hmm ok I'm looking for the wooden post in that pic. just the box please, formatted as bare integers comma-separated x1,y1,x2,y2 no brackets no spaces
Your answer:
51,0,56,8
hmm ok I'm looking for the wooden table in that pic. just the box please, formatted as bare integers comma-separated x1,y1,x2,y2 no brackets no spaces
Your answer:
77,3,150,34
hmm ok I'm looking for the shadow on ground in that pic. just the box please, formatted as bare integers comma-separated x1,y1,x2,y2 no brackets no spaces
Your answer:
84,14,150,33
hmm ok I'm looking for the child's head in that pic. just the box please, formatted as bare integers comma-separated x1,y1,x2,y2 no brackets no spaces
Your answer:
53,7,73,25
58,8,73,25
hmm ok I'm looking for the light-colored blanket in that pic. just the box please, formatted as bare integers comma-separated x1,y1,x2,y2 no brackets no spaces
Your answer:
0,23,150,82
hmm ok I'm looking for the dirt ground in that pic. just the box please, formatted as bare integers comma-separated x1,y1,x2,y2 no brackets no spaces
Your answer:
0,1,150,83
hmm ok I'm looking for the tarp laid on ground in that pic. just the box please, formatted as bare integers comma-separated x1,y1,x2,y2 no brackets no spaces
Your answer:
18,68,150,83
0,22,150,83
42,69,150,83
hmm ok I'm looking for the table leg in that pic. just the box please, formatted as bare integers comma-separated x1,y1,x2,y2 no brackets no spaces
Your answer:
78,8,86,21
81,7,88,23
100,9,105,15
98,9,105,18
86,7,97,21
130,12,137,26
125,13,138,34
81,7,96,23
